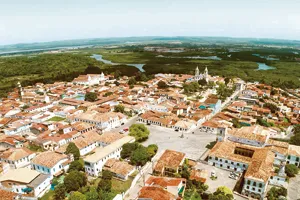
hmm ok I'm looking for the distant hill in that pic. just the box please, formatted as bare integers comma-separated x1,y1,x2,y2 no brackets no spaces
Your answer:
0,36,299,55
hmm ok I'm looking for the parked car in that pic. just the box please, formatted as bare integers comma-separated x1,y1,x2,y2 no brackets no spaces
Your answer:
230,171,241,177
229,174,238,180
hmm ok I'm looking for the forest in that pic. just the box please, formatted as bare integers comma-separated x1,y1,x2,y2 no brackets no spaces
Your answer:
0,43,299,97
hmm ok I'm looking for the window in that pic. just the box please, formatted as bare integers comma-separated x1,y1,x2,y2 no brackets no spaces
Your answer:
259,183,262,188
246,186,249,189
288,155,291,159
225,160,228,163
247,180,251,185
237,163,240,166
253,182,256,187
296,157,299,162
215,157,218,161
252,187,255,191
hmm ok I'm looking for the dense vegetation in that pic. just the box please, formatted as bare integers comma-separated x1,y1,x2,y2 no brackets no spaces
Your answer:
128,124,150,142
120,142,158,166
0,43,299,97
267,186,287,200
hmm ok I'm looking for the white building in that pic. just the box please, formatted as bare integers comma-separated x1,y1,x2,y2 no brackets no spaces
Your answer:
31,151,70,176
72,110,127,131
84,136,135,176
0,168,51,198
287,145,300,166
0,148,36,169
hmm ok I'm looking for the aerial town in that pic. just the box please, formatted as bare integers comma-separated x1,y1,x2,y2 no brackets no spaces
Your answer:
0,67,299,200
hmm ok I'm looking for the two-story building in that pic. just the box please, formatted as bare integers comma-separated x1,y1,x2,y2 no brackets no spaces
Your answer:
0,147,36,169
84,136,135,176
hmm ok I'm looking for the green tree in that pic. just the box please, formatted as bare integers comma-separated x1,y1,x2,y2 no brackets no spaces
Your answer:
263,103,278,113
224,77,231,85
128,77,136,85
232,118,241,128
103,92,113,97
114,104,125,113
130,146,150,166
146,144,158,158
216,83,233,101
69,191,86,200
66,142,80,160
183,82,200,93
121,142,140,159
209,186,234,200
102,170,113,180
157,80,168,89
129,124,150,142
267,186,287,200
85,187,99,200
64,171,87,192
53,184,66,200
140,73,148,82
198,79,207,86
285,164,299,177
114,81,120,86
68,160,84,172
97,179,112,192
85,92,97,102
114,70,122,79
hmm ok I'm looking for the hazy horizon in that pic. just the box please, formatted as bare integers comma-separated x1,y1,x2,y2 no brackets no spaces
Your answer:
1,0,300,45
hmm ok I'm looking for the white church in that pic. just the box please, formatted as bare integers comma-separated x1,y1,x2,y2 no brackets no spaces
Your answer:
186,66,209,83
72,73,107,86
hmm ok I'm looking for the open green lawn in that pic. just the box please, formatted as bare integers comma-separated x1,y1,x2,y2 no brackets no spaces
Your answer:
111,177,134,193
40,190,54,200
93,176,133,194
47,116,66,122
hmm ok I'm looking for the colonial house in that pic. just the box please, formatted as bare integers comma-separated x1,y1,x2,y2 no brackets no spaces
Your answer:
138,186,176,200
72,73,106,86
0,168,51,198
3,120,31,135
103,158,135,180
0,148,36,169
144,176,186,199
31,151,71,176
287,145,300,167
208,141,285,200
72,110,127,131
84,136,135,177
153,150,185,177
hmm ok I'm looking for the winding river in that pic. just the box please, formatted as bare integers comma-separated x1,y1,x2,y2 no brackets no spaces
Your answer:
91,54,145,72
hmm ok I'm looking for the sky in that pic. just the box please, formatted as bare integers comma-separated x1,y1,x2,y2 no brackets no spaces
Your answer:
0,0,300,45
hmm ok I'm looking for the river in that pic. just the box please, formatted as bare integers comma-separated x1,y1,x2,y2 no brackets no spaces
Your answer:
90,54,145,72
256,63,276,70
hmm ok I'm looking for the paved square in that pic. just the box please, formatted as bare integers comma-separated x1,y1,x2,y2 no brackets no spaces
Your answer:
142,124,216,160
194,162,239,193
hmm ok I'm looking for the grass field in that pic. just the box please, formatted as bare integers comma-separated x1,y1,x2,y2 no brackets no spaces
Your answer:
40,190,54,200
47,116,66,122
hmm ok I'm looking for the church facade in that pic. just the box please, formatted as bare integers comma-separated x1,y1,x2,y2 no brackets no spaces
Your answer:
186,66,209,83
